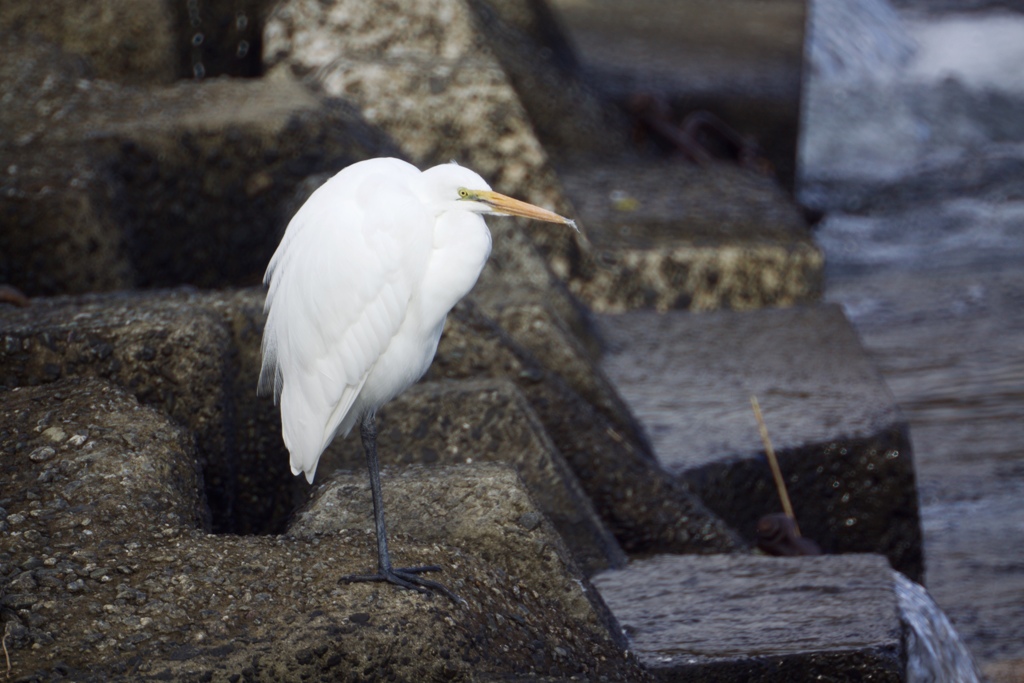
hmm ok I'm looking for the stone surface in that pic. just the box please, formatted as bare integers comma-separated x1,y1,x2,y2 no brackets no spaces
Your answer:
198,288,307,534
0,33,394,296
0,289,318,537
470,221,594,353
0,0,270,84
0,377,205,537
0,36,133,295
434,301,745,556
592,554,905,681
270,1,596,345
0,1,938,680
263,0,629,317
0,290,238,531
550,0,805,101
318,378,628,575
0,380,644,681
508,0,816,314
560,161,823,312
3,0,816,321
291,464,601,604
471,0,579,72
596,305,924,580
484,298,636,432
264,0,554,202
0,0,177,84
289,463,639,675
481,0,820,317
597,305,901,462
1,287,729,566
0,147,132,296
466,0,635,161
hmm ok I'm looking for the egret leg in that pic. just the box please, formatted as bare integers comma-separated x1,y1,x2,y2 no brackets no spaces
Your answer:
340,413,463,604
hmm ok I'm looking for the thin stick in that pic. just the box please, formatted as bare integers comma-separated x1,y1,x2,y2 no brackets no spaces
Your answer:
3,620,11,679
751,395,800,536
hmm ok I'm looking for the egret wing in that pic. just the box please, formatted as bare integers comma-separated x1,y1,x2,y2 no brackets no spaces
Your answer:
260,160,432,481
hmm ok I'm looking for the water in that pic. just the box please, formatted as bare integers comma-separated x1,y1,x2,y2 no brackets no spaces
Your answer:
905,13,1024,92
804,0,1024,672
824,254,1024,668
896,571,981,683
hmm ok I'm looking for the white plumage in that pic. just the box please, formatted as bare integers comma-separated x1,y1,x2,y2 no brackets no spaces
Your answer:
258,157,574,597
259,156,578,475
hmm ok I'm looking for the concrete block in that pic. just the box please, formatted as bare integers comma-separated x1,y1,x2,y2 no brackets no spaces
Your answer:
173,0,268,79
435,301,745,556
0,294,233,512
0,377,204,538
318,378,628,575
549,0,807,185
0,0,177,84
0,380,645,681
0,148,134,296
465,0,635,160
290,463,606,610
1,288,731,569
560,161,822,312
263,0,644,321
597,305,924,580
1,32,394,296
593,554,906,682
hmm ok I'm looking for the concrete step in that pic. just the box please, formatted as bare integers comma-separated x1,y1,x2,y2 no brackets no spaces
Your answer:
0,377,644,680
318,377,628,575
0,34,398,297
559,160,822,312
595,304,924,581
0,288,742,564
592,554,905,681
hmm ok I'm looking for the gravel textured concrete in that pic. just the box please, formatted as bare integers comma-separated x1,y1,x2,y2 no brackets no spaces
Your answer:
1,379,645,681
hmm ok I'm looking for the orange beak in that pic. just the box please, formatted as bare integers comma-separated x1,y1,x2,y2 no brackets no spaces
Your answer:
470,190,577,230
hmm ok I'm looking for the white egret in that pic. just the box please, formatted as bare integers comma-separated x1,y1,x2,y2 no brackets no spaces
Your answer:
259,157,576,600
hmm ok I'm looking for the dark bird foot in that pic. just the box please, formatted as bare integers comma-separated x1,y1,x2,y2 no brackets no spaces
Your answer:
341,566,465,605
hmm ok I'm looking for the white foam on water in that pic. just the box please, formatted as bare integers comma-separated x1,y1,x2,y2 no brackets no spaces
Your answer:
815,199,1024,272
905,13,1024,92
896,571,982,683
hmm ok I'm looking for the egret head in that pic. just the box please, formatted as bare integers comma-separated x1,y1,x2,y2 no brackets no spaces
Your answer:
418,163,577,229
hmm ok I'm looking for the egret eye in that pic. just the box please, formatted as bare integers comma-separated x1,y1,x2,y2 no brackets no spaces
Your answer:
457,188,471,199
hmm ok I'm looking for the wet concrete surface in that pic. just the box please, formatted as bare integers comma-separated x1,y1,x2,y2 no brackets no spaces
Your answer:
595,305,901,468
593,554,904,681
594,305,924,581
